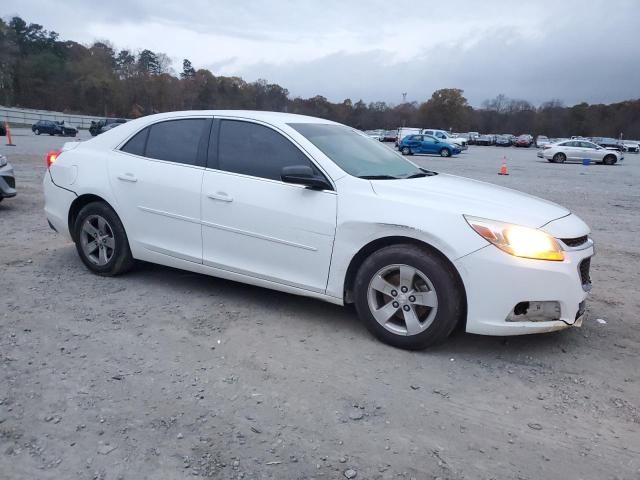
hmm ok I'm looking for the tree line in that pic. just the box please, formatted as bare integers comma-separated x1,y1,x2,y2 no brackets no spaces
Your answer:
1,16,639,138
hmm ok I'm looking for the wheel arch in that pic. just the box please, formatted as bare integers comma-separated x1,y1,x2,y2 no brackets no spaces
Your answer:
68,194,118,242
342,235,467,328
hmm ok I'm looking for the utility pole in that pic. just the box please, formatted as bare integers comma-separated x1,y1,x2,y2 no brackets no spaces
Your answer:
402,93,407,127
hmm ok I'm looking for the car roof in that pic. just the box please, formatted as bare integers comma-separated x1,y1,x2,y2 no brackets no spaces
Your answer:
131,110,338,127
81,110,344,150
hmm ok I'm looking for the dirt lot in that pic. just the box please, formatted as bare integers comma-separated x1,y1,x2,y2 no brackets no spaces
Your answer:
1,133,639,480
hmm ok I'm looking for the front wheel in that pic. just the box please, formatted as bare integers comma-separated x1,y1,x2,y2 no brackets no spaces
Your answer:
440,148,451,157
602,154,616,165
74,201,134,276
34,129,40,135
552,153,566,163
401,146,412,156
353,244,464,350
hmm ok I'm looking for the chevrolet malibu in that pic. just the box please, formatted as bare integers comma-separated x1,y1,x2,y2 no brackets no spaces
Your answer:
43,111,594,349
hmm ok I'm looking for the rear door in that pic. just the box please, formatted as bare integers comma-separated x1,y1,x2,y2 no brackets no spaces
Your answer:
108,117,211,263
406,135,422,151
201,119,337,292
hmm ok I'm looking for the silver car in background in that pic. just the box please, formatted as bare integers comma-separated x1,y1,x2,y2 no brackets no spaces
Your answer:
538,139,623,165
535,135,551,148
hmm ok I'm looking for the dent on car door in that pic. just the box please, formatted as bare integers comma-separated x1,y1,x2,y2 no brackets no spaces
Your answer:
201,119,337,292
109,118,210,262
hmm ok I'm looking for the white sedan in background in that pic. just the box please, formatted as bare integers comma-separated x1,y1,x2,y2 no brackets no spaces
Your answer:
44,111,593,349
538,139,623,165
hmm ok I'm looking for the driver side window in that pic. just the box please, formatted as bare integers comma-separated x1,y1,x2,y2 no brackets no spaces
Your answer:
217,120,318,182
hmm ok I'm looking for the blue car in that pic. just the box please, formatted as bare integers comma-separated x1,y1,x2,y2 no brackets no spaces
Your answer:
399,134,461,157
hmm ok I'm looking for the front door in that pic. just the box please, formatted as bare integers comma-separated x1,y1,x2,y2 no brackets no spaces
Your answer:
420,136,438,154
201,119,337,292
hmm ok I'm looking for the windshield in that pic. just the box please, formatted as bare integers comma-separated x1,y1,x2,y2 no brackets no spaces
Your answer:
289,123,426,179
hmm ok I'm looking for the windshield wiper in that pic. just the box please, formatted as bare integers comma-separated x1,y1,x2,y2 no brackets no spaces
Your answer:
358,175,400,180
405,172,428,178
405,169,438,178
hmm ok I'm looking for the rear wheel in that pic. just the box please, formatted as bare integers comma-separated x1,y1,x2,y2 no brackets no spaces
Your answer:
552,153,566,163
401,147,412,156
440,148,451,157
353,244,463,350
74,201,134,276
603,154,616,165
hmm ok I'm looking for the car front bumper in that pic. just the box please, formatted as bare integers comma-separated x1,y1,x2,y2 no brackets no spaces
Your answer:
454,241,593,336
0,163,16,198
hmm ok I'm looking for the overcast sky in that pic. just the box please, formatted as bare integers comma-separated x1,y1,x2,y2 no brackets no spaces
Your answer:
3,0,640,106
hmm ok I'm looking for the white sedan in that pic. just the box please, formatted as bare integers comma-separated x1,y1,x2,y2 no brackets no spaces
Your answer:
538,139,623,165
44,111,594,349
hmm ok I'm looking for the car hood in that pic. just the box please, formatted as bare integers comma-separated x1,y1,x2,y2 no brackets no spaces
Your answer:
370,173,570,228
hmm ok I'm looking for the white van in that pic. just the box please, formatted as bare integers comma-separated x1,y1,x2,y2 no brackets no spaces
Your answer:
395,127,422,147
422,129,468,149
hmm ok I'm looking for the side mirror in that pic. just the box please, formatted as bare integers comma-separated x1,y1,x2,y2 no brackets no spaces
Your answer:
281,165,331,190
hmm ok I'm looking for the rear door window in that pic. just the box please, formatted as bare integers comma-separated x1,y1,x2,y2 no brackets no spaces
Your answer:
144,119,208,166
121,128,149,156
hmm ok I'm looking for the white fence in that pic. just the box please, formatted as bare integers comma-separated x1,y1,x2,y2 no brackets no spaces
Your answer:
0,106,122,130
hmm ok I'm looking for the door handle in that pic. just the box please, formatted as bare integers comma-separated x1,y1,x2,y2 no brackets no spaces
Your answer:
117,173,138,183
207,192,233,202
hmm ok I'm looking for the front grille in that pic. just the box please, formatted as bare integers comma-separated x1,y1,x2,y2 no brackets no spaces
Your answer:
3,176,15,189
561,235,588,248
579,258,591,288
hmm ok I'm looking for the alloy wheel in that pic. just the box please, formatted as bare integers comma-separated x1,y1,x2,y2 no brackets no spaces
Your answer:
80,214,115,266
367,264,438,336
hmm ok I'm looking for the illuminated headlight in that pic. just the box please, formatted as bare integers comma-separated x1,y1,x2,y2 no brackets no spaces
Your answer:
0,154,7,168
464,215,565,261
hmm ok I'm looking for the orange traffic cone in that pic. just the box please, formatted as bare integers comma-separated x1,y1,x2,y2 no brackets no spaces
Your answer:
498,156,508,175
5,121,15,147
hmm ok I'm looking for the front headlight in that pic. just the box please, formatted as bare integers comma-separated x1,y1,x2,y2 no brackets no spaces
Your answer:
0,154,7,168
464,215,565,261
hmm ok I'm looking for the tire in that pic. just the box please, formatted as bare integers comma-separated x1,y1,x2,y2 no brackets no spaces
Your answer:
35,129,40,135
401,147,412,156
552,153,566,163
73,201,134,276
603,154,616,165
440,148,451,157
353,244,464,350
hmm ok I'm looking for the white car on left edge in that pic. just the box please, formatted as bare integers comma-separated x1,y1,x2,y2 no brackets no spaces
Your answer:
44,111,594,350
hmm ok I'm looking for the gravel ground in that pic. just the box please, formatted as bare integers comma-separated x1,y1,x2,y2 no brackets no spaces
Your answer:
1,134,639,480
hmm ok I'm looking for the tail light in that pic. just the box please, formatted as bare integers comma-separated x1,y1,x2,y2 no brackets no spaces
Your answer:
543,145,552,149
45,150,61,168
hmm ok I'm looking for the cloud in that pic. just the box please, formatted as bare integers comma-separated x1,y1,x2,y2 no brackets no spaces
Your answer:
3,0,639,106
